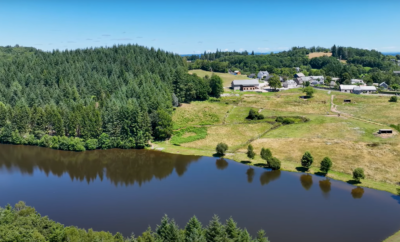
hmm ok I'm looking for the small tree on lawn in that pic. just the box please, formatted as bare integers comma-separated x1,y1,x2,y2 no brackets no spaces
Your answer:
216,143,228,156
247,144,255,159
389,96,398,102
303,86,315,98
301,151,313,169
353,168,365,183
260,148,272,161
267,157,281,170
320,157,332,174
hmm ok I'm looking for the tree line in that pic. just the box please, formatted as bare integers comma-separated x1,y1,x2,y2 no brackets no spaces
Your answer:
186,46,400,86
0,45,223,151
0,202,270,242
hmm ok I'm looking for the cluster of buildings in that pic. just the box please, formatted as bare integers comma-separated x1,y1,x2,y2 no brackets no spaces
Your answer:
232,69,396,94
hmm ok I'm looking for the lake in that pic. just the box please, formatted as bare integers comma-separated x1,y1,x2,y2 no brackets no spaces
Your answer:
0,144,399,241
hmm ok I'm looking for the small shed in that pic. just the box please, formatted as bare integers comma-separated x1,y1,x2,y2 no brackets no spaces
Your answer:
379,129,393,134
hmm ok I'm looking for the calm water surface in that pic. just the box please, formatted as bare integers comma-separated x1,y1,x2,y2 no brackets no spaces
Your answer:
1,144,400,242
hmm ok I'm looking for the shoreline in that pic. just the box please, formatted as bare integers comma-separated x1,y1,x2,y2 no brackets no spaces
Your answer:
151,142,400,195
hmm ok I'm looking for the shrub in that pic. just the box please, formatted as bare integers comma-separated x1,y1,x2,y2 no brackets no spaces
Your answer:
69,137,86,152
320,157,332,173
120,138,135,149
301,151,313,169
267,157,281,170
247,144,255,159
85,139,98,150
11,130,23,145
260,148,272,161
98,133,111,150
50,136,60,149
275,117,284,123
26,134,37,145
282,118,295,124
216,143,228,156
303,86,315,97
59,136,70,150
247,109,264,120
33,130,45,140
389,96,398,102
353,168,365,183
397,188,400,196
38,135,52,148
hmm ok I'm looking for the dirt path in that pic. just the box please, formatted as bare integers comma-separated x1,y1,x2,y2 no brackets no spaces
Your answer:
330,95,388,127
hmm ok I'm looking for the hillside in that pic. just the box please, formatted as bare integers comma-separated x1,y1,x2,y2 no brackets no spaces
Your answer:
0,45,221,150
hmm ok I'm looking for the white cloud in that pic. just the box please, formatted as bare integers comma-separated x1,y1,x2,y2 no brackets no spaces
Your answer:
224,49,229,51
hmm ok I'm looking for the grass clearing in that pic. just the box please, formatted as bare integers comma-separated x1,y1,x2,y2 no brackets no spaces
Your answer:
334,93,400,125
182,123,274,151
244,137,400,185
308,52,332,59
188,69,250,89
238,89,331,114
170,127,207,145
172,101,231,129
164,88,400,193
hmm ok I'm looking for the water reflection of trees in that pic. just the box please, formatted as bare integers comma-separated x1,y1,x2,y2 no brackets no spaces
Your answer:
300,174,313,191
246,168,255,183
260,170,281,185
215,158,228,170
0,145,200,186
351,187,364,199
319,179,331,198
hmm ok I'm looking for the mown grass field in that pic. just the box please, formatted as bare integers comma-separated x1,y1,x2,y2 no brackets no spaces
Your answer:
188,69,250,88
334,93,400,125
158,88,400,193
308,52,332,59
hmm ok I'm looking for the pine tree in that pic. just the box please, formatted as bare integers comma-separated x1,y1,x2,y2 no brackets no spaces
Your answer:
0,102,7,128
239,229,252,242
205,215,224,242
225,217,240,241
255,230,269,242
185,216,203,242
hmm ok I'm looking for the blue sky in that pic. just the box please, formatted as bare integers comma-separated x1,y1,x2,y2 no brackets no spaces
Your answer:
1,0,399,54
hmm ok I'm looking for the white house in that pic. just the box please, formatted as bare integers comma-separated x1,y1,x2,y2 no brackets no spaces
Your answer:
353,86,377,94
310,76,325,81
257,71,269,80
294,73,305,78
340,85,357,93
351,79,365,86
283,80,297,88
231,79,260,91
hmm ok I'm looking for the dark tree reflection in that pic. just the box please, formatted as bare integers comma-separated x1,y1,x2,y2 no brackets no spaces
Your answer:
351,187,364,199
246,168,255,183
0,145,200,187
260,170,281,186
300,174,313,191
215,158,228,170
319,179,331,198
